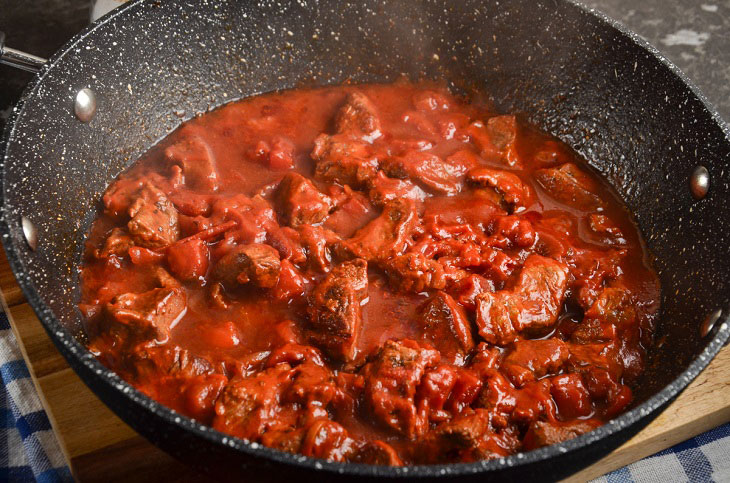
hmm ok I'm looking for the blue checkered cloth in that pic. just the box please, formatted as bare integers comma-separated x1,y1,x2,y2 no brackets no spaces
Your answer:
593,423,730,482
0,311,72,482
0,309,727,482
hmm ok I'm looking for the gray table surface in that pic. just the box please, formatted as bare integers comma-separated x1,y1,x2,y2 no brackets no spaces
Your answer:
1,0,729,129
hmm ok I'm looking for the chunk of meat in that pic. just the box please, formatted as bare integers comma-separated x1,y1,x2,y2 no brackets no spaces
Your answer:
451,274,495,311
476,255,569,346
312,134,381,186
502,339,569,387
467,167,534,211
285,362,352,421
588,214,625,244
338,199,418,261
275,172,332,227
168,191,212,217
549,373,593,419
383,151,471,195
166,238,209,281
335,91,382,137
572,285,635,344
383,252,468,293
164,136,220,191
125,344,213,383
418,409,520,463
306,259,368,361
300,420,354,462
383,253,447,293
97,228,133,258
127,184,180,248
105,287,187,343
213,243,281,289
523,420,601,450
212,364,294,439
350,440,403,465
368,171,427,207
567,247,625,309
535,163,604,211
468,115,520,166
419,292,474,365
103,177,145,218
362,339,440,438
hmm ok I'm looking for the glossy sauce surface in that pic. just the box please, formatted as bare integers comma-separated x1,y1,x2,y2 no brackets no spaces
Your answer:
79,82,660,465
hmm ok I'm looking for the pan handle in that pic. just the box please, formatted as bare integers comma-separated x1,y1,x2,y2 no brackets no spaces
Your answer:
0,31,48,74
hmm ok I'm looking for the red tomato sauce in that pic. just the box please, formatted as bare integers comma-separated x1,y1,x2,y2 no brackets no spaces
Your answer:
79,82,660,465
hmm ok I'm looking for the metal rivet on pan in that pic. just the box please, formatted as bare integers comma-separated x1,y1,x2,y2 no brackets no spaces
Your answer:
21,216,38,251
74,87,97,122
700,308,723,337
690,165,709,200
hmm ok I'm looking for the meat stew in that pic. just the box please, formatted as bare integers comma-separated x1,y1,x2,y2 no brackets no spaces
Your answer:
79,82,660,465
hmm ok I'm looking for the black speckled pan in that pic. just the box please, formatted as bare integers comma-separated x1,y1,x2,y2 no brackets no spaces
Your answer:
1,0,729,480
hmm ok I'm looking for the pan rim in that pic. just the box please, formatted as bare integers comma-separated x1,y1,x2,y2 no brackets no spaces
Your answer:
1,0,729,478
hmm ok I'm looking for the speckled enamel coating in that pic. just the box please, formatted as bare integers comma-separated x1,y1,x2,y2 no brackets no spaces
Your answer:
0,0,728,480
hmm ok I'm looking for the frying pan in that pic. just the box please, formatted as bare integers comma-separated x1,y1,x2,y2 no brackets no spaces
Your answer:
1,0,729,480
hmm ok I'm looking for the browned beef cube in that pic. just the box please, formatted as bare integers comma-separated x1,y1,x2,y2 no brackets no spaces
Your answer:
419,292,475,365
312,133,381,186
335,91,382,137
103,176,145,219
97,228,133,258
164,136,220,192
572,285,634,344
306,259,368,361
384,253,467,293
475,255,568,346
260,428,305,454
367,171,427,207
127,184,180,248
451,274,495,311
127,344,213,382
338,199,418,261
275,172,332,227
350,440,402,465
467,167,535,211
285,361,349,413
383,151,469,195
212,364,294,439
502,339,570,387
418,409,520,463
300,420,354,462
105,287,187,343
361,339,440,438
467,115,520,167
588,214,625,242
426,408,489,452
523,420,601,450
213,243,281,289
535,163,604,211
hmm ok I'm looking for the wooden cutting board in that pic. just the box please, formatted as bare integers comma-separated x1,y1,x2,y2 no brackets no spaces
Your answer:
0,249,728,482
